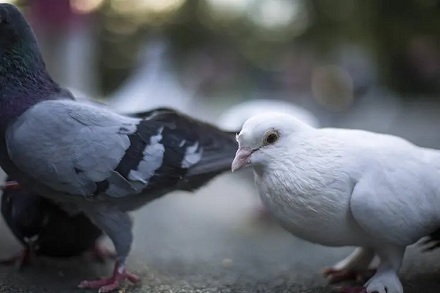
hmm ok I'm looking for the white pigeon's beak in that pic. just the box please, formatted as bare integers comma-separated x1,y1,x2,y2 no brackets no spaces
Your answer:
231,147,254,172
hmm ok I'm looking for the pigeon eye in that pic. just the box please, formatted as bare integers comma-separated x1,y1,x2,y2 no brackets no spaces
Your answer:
264,131,279,145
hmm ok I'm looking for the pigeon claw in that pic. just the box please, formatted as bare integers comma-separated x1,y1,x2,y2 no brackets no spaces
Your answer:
78,267,140,292
323,267,376,284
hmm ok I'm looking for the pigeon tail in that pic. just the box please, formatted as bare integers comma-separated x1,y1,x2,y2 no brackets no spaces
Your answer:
179,129,238,192
145,110,238,192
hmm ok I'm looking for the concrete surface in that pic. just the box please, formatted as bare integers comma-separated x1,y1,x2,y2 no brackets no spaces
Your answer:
1,173,440,293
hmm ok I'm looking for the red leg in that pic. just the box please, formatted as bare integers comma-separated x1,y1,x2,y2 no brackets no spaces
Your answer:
0,248,34,268
323,267,376,284
78,261,140,292
0,180,21,191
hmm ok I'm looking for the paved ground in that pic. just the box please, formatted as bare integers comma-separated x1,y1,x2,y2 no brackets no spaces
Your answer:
1,173,440,293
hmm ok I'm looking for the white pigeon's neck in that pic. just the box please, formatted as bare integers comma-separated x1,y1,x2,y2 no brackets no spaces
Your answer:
289,118,315,132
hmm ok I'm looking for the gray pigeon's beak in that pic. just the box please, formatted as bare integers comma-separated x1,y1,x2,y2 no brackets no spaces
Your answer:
231,148,254,172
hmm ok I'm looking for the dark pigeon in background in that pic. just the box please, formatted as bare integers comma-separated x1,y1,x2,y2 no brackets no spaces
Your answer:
0,4,238,293
1,176,114,268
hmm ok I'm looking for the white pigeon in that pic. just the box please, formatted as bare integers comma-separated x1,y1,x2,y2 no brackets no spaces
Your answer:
231,112,440,293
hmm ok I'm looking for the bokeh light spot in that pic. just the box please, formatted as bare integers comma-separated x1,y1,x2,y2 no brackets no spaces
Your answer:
70,0,104,14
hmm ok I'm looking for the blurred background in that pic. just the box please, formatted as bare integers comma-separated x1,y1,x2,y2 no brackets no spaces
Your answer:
5,0,440,143
1,0,440,292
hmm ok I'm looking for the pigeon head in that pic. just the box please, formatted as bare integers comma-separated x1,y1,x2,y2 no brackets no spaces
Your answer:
231,112,312,172
0,3,41,67
0,3,60,129
1,182,47,249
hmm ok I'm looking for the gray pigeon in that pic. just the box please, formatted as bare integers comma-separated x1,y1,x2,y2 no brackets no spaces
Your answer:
0,4,238,293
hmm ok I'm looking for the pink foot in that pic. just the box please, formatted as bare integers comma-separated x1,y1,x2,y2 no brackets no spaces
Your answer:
78,262,140,293
0,180,21,191
333,286,367,293
85,243,116,263
323,267,376,284
0,248,34,268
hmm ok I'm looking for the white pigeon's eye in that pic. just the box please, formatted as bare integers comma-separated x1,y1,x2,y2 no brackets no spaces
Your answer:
263,131,279,145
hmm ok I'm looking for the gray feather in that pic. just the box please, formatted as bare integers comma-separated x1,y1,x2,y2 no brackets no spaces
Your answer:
6,100,145,197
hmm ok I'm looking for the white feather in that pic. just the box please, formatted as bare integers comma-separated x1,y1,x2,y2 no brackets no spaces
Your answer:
181,142,202,169
234,112,440,293
128,128,165,190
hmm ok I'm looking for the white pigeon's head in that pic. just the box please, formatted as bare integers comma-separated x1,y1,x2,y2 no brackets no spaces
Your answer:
231,112,312,172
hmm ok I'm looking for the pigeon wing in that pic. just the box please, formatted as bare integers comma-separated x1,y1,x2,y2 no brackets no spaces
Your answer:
350,161,439,246
6,100,171,197
6,100,236,199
